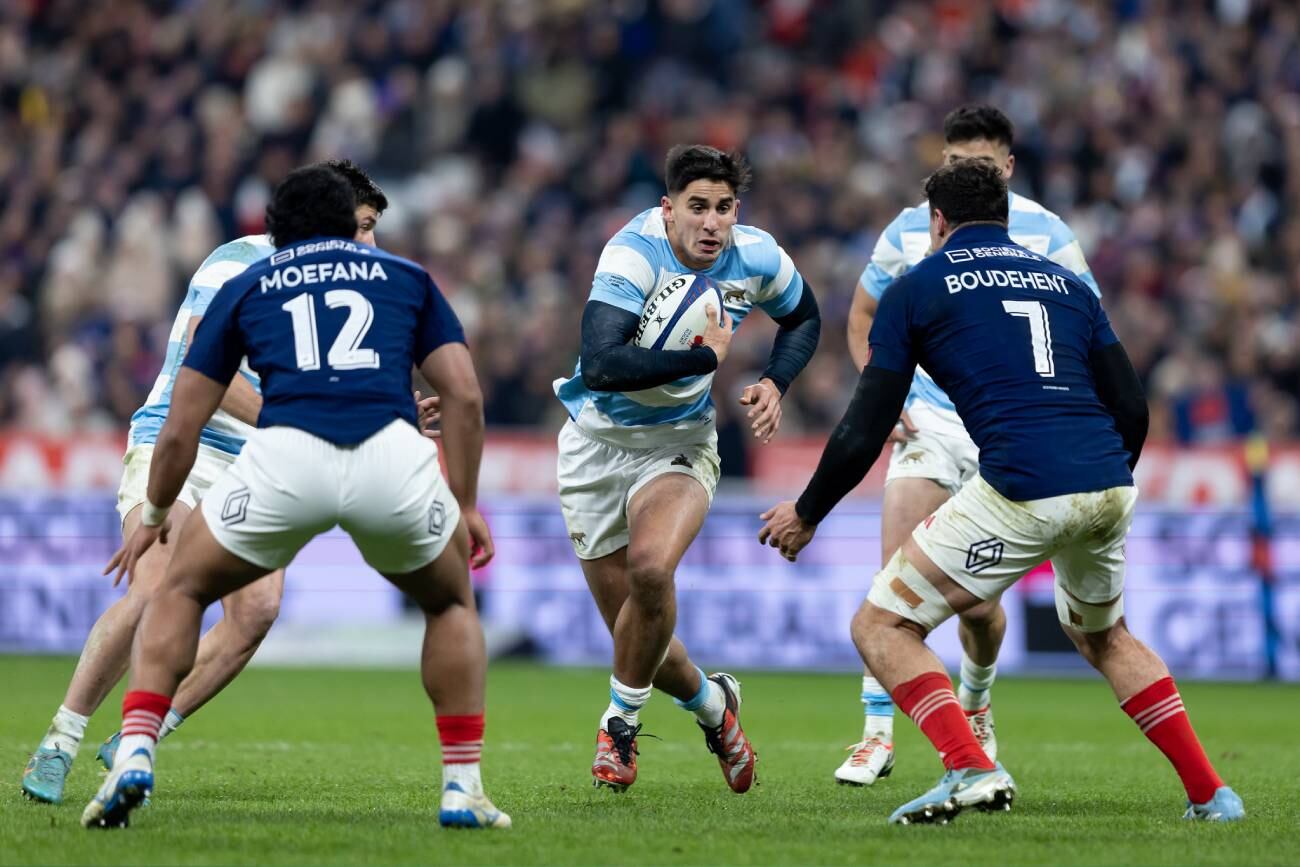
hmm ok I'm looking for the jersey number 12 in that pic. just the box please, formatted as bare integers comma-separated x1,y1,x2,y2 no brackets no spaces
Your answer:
1002,300,1055,378
282,290,380,371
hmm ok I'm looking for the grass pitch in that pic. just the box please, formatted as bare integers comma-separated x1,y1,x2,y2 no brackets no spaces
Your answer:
0,657,1295,865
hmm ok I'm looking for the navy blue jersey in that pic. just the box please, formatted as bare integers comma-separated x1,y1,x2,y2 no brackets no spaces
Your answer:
869,224,1132,501
184,237,465,445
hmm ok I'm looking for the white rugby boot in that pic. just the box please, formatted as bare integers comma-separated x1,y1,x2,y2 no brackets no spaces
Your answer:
834,735,894,786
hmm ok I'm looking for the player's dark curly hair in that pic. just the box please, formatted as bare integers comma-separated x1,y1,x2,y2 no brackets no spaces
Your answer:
943,104,1015,149
265,166,358,248
665,144,753,196
319,158,388,213
924,159,1009,228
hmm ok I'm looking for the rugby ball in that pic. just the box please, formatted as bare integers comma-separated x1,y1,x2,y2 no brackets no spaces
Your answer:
633,274,724,351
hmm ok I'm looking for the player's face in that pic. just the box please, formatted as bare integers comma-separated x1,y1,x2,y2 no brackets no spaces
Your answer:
942,139,1014,180
354,205,380,245
662,180,739,270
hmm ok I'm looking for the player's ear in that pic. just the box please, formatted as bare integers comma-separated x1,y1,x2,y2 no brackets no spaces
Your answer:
661,194,674,224
1003,153,1015,180
930,208,947,246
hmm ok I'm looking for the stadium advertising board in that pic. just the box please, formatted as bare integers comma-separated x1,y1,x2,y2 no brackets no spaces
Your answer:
3,433,1299,506
1,494,1295,680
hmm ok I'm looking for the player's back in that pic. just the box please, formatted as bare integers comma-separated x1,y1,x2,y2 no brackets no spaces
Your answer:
188,237,463,446
870,224,1132,501
130,234,274,454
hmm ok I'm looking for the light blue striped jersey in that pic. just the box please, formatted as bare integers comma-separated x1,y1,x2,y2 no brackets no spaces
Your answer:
555,207,805,447
128,235,274,455
860,192,1099,412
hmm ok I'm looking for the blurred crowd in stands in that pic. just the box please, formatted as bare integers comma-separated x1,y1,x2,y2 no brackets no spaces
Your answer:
2,0,1298,472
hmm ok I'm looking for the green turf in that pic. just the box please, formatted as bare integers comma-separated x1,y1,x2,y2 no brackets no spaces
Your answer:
0,657,1295,865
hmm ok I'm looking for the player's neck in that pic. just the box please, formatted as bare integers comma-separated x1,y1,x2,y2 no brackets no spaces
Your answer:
940,221,1010,247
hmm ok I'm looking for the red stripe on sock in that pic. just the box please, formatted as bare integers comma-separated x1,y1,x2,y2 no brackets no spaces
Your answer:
121,690,171,741
892,672,994,771
437,714,484,764
1121,677,1223,804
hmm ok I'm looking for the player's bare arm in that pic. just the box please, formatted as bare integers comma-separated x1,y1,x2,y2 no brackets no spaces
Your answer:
579,300,730,392
741,283,820,444
419,341,493,568
185,316,261,425
759,364,913,561
846,283,877,372
105,368,229,584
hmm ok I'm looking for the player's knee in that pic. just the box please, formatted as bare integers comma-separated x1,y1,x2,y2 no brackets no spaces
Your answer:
864,550,954,634
959,597,1005,631
230,591,281,644
625,558,675,615
849,601,885,650
406,580,468,618
851,599,926,659
1062,616,1130,668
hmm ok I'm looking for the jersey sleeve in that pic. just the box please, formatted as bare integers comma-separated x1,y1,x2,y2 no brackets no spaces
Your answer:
859,211,913,300
746,230,804,318
188,240,270,316
188,259,252,317
866,274,916,374
590,234,656,315
183,280,248,384
415,275,467,362
1046,218,1101,297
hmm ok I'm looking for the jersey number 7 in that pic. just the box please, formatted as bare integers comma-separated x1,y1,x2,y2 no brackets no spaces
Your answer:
1001,300,1055,378
282,290,380,371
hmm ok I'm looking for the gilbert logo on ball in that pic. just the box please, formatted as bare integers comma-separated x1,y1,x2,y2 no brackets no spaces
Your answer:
634,274,724,351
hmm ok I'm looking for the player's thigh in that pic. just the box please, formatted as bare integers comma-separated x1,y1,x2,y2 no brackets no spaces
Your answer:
118,500,195,603
168,502,275,606
1050,485,1139,633
380,517,475,616
556,421,638,561
201,428,338,575
881,477,950,563
340,421,463,577
869,476,1046,631
624,444,717,582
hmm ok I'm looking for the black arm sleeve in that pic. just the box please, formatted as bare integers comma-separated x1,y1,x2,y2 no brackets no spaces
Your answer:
794,365,912,524
760,284,821,394
580,300,719,392
1090,340,1149,471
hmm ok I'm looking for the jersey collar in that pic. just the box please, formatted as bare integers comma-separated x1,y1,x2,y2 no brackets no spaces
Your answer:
945,222,1013,247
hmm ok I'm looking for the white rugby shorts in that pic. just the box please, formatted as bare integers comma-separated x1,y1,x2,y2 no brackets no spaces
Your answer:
885,402,979,494
869,474,1137,628
556,419,721,560
202,420,460,573
117,442,236,525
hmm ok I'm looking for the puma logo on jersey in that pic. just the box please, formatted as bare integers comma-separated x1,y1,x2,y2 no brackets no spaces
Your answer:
671,454,693,468
569,532,587,549
724,289,747,305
